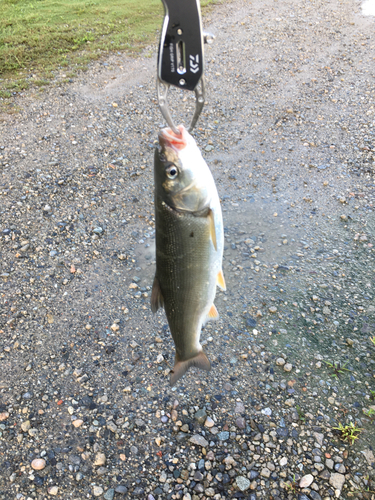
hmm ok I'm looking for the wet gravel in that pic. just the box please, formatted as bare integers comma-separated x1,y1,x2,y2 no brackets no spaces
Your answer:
0,0,375,499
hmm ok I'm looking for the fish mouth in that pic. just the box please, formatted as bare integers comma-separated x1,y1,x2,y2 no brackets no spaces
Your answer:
159,125,188,151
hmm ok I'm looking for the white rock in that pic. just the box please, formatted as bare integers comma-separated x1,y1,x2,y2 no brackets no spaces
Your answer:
48,486,59,496
299,474,314,488
31,459,46,471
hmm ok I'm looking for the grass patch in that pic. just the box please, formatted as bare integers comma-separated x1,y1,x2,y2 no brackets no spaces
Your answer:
0,0,215,97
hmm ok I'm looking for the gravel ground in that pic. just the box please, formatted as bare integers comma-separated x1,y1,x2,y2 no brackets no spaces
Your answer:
1,0,375,499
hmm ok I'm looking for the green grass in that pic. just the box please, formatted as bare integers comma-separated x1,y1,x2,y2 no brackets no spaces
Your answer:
0,0,215,97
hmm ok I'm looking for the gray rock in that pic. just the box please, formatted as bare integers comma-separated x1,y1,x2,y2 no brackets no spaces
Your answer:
334,463,346,473
115,486,128,494
194,409,207,424
216,431,229,441
329,473,345,490
236,476,250,491
104,489,114,500
189,434,209,447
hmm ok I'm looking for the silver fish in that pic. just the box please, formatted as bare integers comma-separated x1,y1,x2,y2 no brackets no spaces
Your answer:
151,125,226,386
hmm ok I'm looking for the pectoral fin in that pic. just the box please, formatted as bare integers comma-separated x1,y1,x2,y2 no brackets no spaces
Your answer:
151,276,164,313
170,350,211,387
217,269,226,291
208,209,217,251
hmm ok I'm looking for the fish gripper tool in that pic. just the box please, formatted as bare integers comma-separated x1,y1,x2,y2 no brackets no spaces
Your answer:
157,0,214,134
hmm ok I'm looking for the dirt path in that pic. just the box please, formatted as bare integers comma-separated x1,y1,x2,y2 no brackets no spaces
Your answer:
0,0,374,499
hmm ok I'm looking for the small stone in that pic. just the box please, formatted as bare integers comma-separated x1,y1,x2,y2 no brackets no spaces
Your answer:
205,487,215,497
235,417,246,429
236,476,250,491
115,486,128,494
276,358,285,366
110,323,119,332
104,489,115,500
334,464,346,474
326,459,334,469
204,417,215,428
72,419,83,428
93,453,106,466
107,421,118,433
261,408,272,416
189,434,209,447
93,486,104,497
346,338,354,346
269,306,277,313
299,474,314,488
0,412,9,421
194,409,207,424
48,486,59,496
260,468,271,478
329,473,345,490
283,363,293,372
280,457,288,466
217,431,230,441
31,459,46,471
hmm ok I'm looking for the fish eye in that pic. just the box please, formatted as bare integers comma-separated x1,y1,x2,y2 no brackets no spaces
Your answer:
166,164,178,179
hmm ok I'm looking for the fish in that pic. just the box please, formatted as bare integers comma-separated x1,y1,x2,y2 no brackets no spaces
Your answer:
151,124,226,386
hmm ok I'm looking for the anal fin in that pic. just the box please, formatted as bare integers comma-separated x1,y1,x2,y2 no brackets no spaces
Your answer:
170,351,211,387
151,276,164,313
207,303,219,320
217,269,226,291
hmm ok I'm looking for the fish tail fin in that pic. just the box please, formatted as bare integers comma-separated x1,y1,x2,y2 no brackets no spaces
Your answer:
170,351,211,387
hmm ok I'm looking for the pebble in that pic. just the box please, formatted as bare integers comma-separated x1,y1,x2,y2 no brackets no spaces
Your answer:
204,417,215,428
329,473,345,490
21,420,31,432
0,412,9,421
299,474,314,488
189,435,209,447
217,431,230,441
93,486,104,496
72,419,83,428
276,357,285,366
283,363,293,372
31,458,46,470
261,408,272,416
48,486,59,496
93,453,106,466
236,476,250,491
104,489,115,500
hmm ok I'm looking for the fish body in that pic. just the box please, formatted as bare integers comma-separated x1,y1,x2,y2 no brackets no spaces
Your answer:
151,125,225,386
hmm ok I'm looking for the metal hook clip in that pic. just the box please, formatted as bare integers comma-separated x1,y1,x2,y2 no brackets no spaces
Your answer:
157,77,205,134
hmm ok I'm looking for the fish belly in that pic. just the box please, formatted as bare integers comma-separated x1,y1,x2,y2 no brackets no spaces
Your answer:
155,198,219,361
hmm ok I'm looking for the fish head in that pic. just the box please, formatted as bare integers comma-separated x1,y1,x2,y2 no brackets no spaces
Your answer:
154,125,213,212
